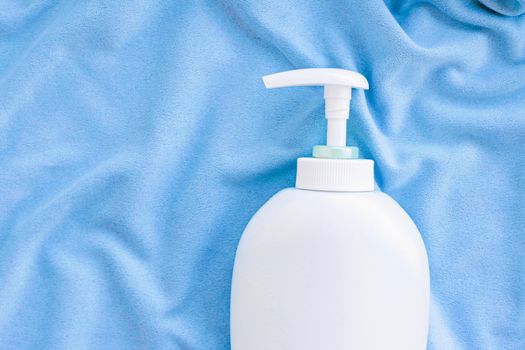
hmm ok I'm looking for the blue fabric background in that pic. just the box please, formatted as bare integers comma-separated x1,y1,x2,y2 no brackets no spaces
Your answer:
0,0,524,349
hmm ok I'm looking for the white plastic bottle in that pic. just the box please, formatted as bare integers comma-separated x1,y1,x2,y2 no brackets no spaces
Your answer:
230,69,430,350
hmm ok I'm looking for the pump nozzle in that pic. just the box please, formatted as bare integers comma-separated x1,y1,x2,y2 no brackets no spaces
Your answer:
263,68,368,154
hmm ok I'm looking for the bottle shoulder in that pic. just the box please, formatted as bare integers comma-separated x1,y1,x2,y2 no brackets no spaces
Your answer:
236,187,429,285
263,186,405,215
264,187,402,215
242,187,425,257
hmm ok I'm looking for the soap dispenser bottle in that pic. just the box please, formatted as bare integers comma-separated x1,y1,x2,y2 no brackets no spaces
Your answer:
230,68,429,350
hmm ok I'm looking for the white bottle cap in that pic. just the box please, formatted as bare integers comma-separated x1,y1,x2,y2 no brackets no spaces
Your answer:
263,68,374,192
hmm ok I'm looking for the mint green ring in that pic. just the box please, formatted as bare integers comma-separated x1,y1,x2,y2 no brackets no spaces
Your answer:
312,145,359,159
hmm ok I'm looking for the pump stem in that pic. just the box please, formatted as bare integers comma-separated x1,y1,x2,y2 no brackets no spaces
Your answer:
327,119,346,147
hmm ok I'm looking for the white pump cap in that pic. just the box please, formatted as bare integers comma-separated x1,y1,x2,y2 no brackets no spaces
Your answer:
263,68,368,147
263,68,374,192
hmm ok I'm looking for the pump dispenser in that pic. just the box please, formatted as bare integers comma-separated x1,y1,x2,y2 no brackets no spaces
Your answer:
263,68,373,191
230,68,430,350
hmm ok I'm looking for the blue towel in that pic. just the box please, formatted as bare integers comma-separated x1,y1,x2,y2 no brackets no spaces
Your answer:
0,1,523,349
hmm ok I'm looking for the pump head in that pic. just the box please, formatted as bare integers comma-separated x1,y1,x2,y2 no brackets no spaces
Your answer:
263,68,368,159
